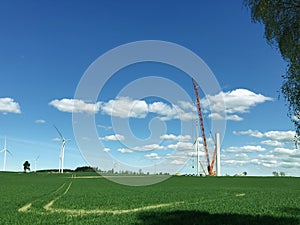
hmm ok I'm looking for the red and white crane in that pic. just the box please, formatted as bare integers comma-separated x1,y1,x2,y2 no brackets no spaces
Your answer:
192,78,217,176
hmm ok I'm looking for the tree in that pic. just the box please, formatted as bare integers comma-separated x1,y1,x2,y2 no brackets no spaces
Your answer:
244,0,300,141
280,171,286,176
23,161,30,173
272,171,279,176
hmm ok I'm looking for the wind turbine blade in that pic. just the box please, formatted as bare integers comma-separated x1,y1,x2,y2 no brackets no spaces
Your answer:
6,149,12,156
193,139,197,145
35,155,40,161
54,125,64,140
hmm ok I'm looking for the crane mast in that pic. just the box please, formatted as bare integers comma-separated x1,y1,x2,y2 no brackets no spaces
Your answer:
192,78,211,174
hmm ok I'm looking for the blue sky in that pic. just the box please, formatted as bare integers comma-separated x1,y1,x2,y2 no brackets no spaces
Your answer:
0,0,299,176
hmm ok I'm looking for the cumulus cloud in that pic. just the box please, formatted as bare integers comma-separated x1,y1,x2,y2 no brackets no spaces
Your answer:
221,141,300,172
116,144,165,153
224,145,266,153
233,129,264,138
261,140,284,147
103,147,110,152
170,159,185,165
94,90,271,122
35,119,46,124
99,134,125,141
149,101,196,121
264,131,295,142
100,97,197,121
208,113,243,121
234,129,295,145
272,147,297,155
167,142,194,151
97,124,112,130
160,134,191,142
117,148,133,153
101,97,148,118
177,101,196,111
203,89,272,113
145,153,160,159
52,137,61,142
0,98,21,114
132,144,165,152
202,89,272,121
49,98,101,114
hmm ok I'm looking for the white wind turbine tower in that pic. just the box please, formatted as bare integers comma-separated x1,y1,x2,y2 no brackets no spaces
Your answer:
1,137,12,171
34,155,40,172
54,126,70,174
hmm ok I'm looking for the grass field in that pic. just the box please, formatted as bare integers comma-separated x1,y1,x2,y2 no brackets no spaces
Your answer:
0,172,299,225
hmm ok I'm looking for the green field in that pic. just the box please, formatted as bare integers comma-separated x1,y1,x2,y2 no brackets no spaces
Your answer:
0,172,299,225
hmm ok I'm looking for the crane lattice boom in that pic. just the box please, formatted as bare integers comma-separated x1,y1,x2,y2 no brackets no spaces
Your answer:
192,78,211,173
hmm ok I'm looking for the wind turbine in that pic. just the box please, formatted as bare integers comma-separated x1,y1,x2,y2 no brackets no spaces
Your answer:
34,155,39,172
54,126,70,173
0,137,12,171
193,124,206,176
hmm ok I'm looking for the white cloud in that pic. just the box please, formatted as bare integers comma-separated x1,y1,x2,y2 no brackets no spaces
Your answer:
188,149,205,157
170,159,185,165
177,101,196,111
224,145,266,153
222,159,249,165
52,137,61,142
160,134,191,142
291,150,300,158
145,153,160,159
101,97,148,118
97,124,112,130
208,113,243,121
208,113,224,120
116,144,165,153
203,89,272,114
103,147,110,152
234,129,295,143
117,148,133,153
132,144,165,152
35,119,46,124
202,89,272,121
99,97,197,121
49,98,101,114
249,148,300,170
99,134,125,141
222,153,251,166
148,101,197,121
167,142,194,151
272,148,297,155
261,140,284,147
0,98,21,114
233,129,264,138
264,131,295,142
226,114,244,121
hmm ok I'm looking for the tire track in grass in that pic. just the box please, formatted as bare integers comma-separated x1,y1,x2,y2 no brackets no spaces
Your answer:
18,174,77,213
43,181,73,211
18,182,67,213
19,175,247,216
45,201,185,216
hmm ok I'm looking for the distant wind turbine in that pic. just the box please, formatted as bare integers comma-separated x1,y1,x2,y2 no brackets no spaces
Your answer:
0,137,12,171
34,155,40,172
54,125,70,173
